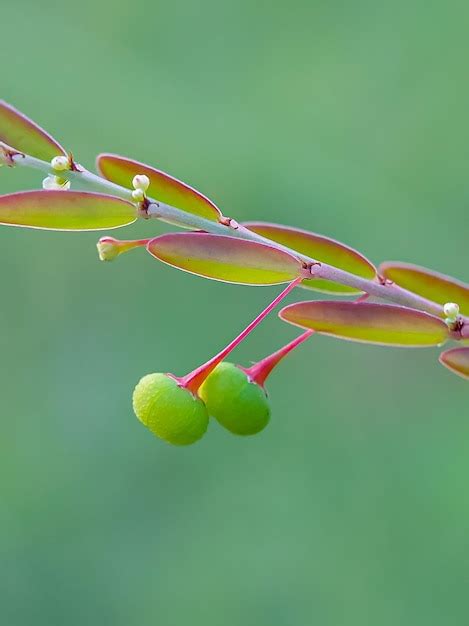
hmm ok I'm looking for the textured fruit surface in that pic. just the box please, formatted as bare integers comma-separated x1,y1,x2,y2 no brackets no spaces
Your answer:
133,373,209,445
199,362,270,436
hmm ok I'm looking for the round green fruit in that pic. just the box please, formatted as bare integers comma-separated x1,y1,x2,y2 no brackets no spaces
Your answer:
132,373,209,445
199,362,270,436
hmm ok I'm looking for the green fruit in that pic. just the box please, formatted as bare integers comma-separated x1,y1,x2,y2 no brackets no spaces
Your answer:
199,362,270,436
133,373,209,445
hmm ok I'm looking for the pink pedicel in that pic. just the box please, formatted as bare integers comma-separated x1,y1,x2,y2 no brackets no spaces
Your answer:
178,278,303,394
241,329,313,388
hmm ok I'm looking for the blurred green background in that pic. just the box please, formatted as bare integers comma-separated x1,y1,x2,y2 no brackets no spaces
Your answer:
1,1,468,624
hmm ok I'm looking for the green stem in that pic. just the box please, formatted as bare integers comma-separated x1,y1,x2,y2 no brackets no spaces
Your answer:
13,153,463,325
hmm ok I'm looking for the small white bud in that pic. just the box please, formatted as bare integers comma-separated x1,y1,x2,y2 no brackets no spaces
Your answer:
51,155,70,171
42,176,71,191
443,302,459,320
131,188,145,202
132,174,150,192
42,176,59,190
97,238,120,262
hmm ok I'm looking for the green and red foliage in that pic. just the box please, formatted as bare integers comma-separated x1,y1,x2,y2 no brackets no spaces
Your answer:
0,100,467,445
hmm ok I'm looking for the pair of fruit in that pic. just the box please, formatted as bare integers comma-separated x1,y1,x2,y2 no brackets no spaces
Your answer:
133,281,311,445
132,362,270,445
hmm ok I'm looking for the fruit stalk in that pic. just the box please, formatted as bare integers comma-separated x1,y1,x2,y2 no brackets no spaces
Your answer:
180,277,303,393
242,329,314,388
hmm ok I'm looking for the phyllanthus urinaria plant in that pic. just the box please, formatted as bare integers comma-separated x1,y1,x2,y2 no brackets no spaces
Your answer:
0,101,468,446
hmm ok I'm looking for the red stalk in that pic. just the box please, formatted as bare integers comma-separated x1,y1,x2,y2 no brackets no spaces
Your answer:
180,277,302,393
239,291,368,387
241,329,314,388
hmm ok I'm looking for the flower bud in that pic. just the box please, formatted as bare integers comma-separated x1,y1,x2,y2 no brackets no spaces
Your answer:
51,155,70,171
131,188,145,202
96,236,149,262
133,373,209,445
96,237,121,262
42,176,71,190
199,362,270,436
132,174,150,192
443,302,459,321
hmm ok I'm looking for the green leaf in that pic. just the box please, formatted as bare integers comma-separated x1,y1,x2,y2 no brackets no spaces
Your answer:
97,153,222,224
279,301,448,346
146,233,303,285
439,347,469,380
380,262,469,317
245,221,376,294
0,191,137,231
0,100,66,161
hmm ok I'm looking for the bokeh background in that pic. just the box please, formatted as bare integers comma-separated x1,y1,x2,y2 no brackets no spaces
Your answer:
1,1,468,624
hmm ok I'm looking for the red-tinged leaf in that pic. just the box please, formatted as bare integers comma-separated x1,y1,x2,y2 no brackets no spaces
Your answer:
279,301,448,346
146,232,303,285
0,101,66,161
380,262,469,316
97,153,222,224
245,221,376,295
439,347,469,380
0,191,137,231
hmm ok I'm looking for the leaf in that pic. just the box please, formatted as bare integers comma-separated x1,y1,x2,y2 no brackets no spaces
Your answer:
0,191,137,231
97,153,222,223
0,100,66,161
439,347,469,380
380,262,469,316
146,233,303,285
244,221,376,295
279,301,448,346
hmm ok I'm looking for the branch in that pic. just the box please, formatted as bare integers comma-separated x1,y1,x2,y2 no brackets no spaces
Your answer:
14,152,466,328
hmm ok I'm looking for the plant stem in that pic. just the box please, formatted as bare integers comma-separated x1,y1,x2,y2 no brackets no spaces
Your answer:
242,329,314,388
179,278,302,393
13,153,466,326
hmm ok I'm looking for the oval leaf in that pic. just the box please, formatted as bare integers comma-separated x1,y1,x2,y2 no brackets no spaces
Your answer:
245,221,376,295
0,101,66,161
147,233,303,285
279,301,448,346
380,262,469,317
97,154,222,224
439,347,469,380
0,191,137,231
